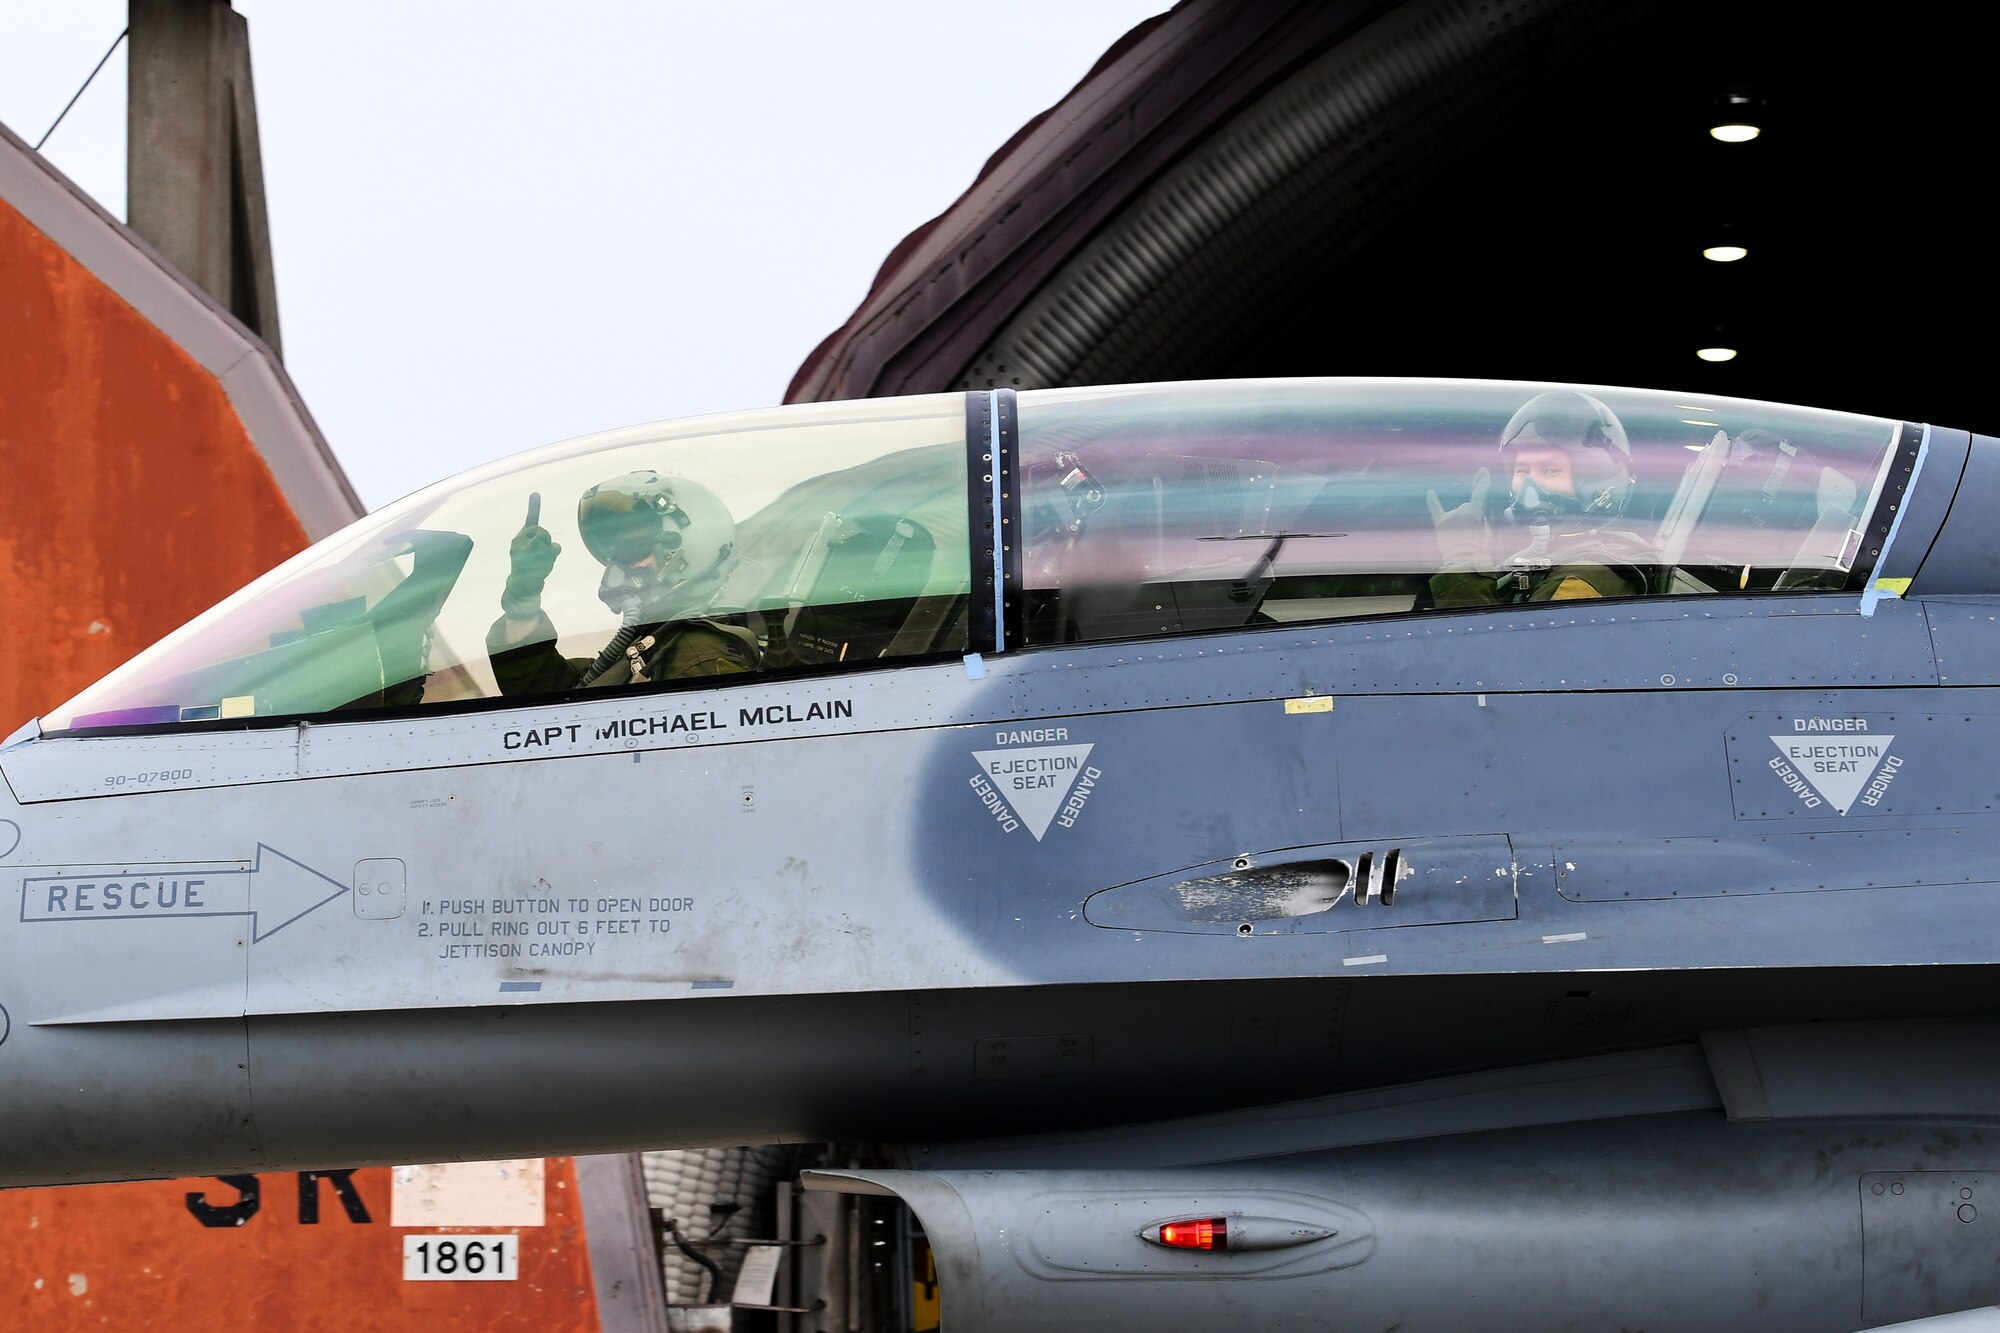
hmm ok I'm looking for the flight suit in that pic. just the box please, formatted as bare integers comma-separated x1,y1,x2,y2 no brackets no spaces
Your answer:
1429,529,1651,608
1430,560,1646,608
486,614,758,696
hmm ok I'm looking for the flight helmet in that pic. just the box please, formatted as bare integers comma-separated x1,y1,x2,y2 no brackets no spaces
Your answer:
577,470,737,621
1497,390,1635,526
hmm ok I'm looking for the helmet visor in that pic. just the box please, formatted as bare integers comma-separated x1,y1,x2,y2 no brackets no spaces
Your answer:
577,488,686,566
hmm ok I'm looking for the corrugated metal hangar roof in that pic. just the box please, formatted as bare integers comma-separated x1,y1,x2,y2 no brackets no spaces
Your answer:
791,0,1991,434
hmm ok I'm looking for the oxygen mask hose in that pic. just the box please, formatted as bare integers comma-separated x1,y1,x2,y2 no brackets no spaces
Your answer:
1498,516,1553,602
579,607,643,686
1507,517,1552,567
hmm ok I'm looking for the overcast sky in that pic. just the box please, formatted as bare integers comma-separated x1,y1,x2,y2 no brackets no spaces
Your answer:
1,2,1163,510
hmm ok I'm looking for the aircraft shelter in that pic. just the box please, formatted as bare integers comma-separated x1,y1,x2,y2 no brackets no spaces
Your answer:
791,0,1989,441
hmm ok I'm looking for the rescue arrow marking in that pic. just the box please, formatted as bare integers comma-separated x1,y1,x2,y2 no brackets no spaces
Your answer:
17,844,349,942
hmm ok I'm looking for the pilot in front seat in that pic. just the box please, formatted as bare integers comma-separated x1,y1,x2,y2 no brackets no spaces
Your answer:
487,470,759,694
1427,389,1652,607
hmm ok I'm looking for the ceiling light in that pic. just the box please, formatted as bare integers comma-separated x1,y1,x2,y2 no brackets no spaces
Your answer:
1681,418,1721,427
1696,347,1738,363
1704,220,1749,260
1709,91,1764,142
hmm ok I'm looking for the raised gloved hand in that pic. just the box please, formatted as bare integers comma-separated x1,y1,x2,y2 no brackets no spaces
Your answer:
1425,467,1495,570
501,492,561,620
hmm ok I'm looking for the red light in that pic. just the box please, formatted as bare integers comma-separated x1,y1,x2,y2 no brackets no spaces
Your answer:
1156,1217,1227,1250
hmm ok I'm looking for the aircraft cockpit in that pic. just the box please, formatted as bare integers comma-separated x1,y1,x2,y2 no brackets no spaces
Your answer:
36,379,1905,735
43,393,976,732
1015,380,1903,642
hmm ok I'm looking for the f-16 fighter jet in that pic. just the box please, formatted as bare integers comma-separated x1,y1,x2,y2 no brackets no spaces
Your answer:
4,378,1997,1331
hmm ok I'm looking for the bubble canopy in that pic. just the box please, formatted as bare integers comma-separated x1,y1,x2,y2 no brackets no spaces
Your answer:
45,393,974,733
41,380,1904,735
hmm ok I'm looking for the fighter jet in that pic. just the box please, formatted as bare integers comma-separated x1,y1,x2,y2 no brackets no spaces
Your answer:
3,377,1997,1331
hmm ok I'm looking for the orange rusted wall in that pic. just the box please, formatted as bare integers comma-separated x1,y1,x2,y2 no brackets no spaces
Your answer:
0,1161,602,1330
2,188,607,1331
0,196,306,735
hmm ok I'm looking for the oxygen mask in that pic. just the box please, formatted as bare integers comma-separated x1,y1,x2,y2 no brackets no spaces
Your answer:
1504,478,1575,528
596,560,662,619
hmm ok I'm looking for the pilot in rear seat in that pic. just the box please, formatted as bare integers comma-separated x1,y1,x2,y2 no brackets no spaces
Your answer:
1427,389,1652,606
487,471,758,694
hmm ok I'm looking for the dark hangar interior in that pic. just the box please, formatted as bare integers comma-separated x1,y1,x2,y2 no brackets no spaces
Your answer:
792,0,1990,437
